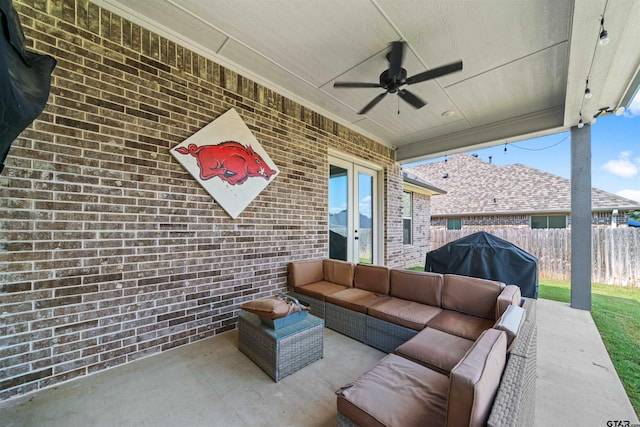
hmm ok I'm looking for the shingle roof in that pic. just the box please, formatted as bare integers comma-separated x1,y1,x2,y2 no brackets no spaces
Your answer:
407,154,640,216
402,171,446,195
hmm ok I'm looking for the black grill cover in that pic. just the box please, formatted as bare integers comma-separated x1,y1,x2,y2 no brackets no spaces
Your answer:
425,231,538,298
1,0,56,173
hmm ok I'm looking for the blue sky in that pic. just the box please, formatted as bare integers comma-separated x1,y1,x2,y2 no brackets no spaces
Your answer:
406,92,640,203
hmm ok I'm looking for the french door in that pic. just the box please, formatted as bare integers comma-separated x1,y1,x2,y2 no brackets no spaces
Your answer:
328,156,379,264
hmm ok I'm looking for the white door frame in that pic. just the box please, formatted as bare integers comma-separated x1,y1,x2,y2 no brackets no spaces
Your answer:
328,150,384,264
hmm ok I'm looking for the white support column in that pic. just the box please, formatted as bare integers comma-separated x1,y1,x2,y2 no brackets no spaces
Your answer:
570,125,592,310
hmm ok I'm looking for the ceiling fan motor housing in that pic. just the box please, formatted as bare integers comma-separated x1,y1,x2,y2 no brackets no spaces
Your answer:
380,68,407,93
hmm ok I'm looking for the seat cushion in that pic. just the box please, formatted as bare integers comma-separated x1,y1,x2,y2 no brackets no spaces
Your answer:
325,288,389,313
294,281,349,300
395,327,474,375
368,297,442,330
447,329,507,427
337,354,448,427
427,310,494,341
442,274,505,320
389,269,443,306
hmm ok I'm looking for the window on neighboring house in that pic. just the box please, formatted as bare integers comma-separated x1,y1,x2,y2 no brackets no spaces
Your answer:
403,191,412,245
447,217,462,230
531,215,567,229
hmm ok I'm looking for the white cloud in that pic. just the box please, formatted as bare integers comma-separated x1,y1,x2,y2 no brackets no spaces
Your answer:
623,91,640,117
602,152,639,178
617,189,640,203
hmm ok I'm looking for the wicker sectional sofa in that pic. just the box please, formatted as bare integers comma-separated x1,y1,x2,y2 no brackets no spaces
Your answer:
288,259,537,427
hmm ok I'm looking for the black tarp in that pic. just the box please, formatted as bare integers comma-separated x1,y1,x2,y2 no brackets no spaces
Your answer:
425,231,538,298
1,0,56,173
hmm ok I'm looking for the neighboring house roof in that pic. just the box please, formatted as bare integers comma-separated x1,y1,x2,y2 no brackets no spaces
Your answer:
402,171,446,196
407,154,640,216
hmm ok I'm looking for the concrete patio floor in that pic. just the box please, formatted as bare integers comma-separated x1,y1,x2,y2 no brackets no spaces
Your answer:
0,299,637,426
535,299,638,427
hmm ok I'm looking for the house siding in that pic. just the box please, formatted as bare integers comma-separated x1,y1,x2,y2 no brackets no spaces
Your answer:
0,0,411,400
430,211,633,229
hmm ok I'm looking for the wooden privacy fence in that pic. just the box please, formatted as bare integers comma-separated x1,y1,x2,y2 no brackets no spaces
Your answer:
429,228,640,287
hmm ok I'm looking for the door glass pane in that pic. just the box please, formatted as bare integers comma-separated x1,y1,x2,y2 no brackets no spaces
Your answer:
358,172,373,264
329,165,348,261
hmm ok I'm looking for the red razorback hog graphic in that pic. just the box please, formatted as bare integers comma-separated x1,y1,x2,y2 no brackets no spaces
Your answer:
175,141,276,185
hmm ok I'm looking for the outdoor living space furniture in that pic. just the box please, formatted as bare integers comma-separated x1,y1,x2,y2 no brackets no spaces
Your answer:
289,258,355,318
237,311,324,382
395,303,525,375
336,298,537,427
325,264,391,343
365,269,444,353
337,328,508,427
286,259,537,426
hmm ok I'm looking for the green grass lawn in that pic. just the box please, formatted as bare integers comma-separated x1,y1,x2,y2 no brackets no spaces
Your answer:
538,279,640,417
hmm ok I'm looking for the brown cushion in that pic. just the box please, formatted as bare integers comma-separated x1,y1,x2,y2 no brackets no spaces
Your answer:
442,274,505,320
395,327,474,375
354,264,390,294
496,284,522,318
294,281,348,300
446,329,507,427
323,259,355,287
368,297,442,330
427,310,494,340
389,269,443,307
288,259,323,288
240,296,308,319
337,354,448,427
325,288,389,313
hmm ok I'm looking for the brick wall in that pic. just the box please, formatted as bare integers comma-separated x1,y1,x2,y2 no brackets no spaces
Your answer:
400,192,431,267
0,0,405,400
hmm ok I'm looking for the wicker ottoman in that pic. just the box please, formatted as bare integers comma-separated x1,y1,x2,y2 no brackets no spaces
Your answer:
238,311,324,382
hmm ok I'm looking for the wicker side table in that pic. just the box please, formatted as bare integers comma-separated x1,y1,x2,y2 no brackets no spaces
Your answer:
238,311,324,382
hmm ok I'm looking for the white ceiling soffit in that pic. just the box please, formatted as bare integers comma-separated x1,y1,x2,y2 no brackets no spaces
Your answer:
92,0,640,164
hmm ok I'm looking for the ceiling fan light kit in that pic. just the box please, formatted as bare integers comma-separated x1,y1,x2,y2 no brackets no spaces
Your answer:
333,41,463,114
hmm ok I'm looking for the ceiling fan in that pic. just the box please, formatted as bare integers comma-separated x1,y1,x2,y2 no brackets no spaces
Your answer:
333,41,463,115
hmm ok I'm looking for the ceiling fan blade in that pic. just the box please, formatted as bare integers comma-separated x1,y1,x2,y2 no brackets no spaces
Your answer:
359,92,388,115
406,61,463,85
389,41,404,77
334,82,382,88
398,89,426,109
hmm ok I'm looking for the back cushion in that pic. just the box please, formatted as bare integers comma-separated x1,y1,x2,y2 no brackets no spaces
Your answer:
354,264,390,294
496,284,522,319
442,274,505,320
288,259,323,287
389,269,443,307
323,259,355,287
446,329,507,427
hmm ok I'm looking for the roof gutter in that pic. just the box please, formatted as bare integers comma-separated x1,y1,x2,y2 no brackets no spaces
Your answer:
432,206,640,217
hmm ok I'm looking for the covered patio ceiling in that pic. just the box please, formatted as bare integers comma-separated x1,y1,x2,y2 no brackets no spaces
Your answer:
93,0,640,164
